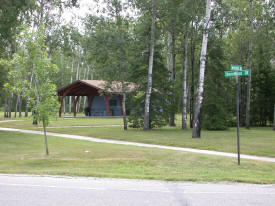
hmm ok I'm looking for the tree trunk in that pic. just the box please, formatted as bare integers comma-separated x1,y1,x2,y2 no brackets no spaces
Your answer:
121,72,128,130
4,98,8,118
165,32,172,124
192,0,212,138
8,93,13,118
43,119,49,155
18,95,22,117
246,0,253,129
189,22,196,129
25,72,33,117
273,104,275,131
69,58,75,113
115,2,128,131
182,29,188,129
122,92,127,130
14,94,20,118
169,31,176,127
83,67,88,111
167,32,172,72
144,0,156,130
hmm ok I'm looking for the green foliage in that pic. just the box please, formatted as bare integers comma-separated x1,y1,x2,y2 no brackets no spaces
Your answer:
128,91,167,129
250,41,275,126
203,38,232,130
3,26,60,126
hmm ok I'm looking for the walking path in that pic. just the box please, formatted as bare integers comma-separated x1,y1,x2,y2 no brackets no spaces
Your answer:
1,127,274,163
37,125,122,129
0,120,23,123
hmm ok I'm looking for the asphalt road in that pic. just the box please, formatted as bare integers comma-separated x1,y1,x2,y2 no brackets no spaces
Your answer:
0,174,274,206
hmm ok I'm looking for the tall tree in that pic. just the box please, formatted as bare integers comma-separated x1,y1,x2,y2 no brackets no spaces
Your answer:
3,26,59,154
144,0,156,130
182,27,188,129
245,0,253,129
192,0,212,138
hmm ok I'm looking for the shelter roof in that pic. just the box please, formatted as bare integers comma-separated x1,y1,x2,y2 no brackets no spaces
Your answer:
57,80,138,96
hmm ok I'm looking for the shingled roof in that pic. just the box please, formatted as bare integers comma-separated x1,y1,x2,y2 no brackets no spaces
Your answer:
57,80,138,97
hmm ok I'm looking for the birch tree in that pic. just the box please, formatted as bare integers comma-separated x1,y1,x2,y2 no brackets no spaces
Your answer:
182,28,188,129
144,0,156,130
192,0,212,138
245,0,253,129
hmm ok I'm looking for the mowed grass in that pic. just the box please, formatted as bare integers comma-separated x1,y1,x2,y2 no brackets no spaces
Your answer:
0,131,274,183
1,117,274,157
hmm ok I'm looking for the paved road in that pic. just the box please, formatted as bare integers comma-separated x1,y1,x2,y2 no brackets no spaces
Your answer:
0,174,274,206
0,127,275,163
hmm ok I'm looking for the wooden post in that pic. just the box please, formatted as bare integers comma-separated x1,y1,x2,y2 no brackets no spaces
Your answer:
118,95,124,116
74,96,80,117
103,95,110,116
59,96,65,117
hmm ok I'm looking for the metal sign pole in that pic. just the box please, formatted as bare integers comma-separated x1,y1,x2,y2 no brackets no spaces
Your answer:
236,76,240,165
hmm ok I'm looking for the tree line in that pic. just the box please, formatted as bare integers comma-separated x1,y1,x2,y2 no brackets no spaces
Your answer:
0,0,274,137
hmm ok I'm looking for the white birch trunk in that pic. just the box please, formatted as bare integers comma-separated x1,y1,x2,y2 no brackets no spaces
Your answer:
25,72,33,117
246,0,253,129
166,32,172,72
144,0,156,130
182,30,188,129
69,58,75,113
75,57,80,113
14,94,20,118
43,119,49,155
83,67,88,110
192,0,212,138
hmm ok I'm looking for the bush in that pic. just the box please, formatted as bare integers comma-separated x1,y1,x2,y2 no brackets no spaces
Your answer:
128,92,167,129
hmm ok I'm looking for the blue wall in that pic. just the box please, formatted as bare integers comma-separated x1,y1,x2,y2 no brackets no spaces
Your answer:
90,95,121,116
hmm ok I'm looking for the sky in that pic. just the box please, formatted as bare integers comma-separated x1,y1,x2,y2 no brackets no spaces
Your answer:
61,0,95,25
61,0,135,30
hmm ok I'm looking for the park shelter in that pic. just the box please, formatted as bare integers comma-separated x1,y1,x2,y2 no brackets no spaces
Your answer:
57,80,138,117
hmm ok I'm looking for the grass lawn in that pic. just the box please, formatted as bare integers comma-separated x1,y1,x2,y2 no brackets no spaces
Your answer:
0,131,274,183
1,116,274,157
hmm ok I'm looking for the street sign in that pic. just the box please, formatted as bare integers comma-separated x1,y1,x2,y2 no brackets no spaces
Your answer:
231,64,243,71
224,70,250,77
224,64,250,165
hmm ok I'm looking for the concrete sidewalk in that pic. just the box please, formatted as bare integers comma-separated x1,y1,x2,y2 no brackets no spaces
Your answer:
0,120,23,123
0,127,274,163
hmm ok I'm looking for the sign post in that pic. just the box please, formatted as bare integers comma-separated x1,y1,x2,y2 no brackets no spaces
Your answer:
236,76,240,165
224,65,250,165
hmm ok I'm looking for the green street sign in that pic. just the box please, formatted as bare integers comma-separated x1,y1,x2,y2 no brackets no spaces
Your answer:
224,70,250,77
231,64,243,71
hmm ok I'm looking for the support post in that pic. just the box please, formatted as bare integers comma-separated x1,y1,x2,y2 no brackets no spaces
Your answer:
59,96,65,117
236,76,240,165
73,96,80,117
103,95,110,116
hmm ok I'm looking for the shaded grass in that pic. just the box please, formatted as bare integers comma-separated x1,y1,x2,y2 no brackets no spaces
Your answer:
1,117,274,157
0,131,274,183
